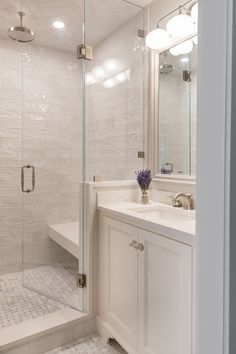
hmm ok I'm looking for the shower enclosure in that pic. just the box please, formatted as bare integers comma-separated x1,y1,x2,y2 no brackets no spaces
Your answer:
0,0,146,338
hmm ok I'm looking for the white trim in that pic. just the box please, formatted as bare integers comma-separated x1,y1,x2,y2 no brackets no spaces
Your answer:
224,0,233,352
148,34,197,183
0,312,95,353
154,174,196,184
196,0,232,352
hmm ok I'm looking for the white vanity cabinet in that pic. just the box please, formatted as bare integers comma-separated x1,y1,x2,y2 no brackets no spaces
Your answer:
98,216,139,352
138,229,192,354
98,214,193,354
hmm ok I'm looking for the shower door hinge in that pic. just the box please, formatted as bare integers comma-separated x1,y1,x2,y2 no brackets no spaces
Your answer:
138,29,145,38
77,273,87,288
138,151,145,158
183,70,191,82
77,44,93,60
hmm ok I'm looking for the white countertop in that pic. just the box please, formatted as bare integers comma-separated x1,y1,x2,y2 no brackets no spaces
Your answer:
97,201,195,245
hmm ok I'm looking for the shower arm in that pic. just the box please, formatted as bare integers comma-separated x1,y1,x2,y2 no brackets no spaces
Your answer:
18,11,25,27
156,0,194,28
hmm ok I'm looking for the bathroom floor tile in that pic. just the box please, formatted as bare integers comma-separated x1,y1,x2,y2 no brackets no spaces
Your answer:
0,263,80,329
44,334,127,353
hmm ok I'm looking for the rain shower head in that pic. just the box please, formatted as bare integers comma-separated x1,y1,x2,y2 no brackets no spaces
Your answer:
160,63,174,74
160,52,174,74
8,11,34,42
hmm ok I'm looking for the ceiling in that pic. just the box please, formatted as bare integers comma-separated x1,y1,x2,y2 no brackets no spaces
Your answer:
0,0,153,52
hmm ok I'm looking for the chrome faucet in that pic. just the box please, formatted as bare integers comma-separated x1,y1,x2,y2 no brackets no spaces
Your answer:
168,193,194,210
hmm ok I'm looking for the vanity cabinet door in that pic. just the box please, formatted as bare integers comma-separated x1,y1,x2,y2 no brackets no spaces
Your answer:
138,229,192,354
98,215,138,352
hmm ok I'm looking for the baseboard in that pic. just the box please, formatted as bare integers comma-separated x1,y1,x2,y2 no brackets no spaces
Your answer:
96,316,137,354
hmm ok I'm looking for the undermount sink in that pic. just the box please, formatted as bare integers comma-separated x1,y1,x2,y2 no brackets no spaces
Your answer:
128,205,195,223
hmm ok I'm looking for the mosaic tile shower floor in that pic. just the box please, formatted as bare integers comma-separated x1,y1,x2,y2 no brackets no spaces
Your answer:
45,334,127,354
23,263,80,309
0,263,80,329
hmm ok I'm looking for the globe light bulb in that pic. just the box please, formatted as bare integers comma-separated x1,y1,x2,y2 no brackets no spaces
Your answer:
170,40,193,56
145,28,170,50
166,14,194,37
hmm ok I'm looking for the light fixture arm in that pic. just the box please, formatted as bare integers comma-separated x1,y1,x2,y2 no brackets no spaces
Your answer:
156,0,194,28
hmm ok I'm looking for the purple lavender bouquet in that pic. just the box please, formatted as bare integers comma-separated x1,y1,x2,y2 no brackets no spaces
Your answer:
135,169,152,191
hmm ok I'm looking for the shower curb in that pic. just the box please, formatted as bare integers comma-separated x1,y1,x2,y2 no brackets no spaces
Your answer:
0,313,96,354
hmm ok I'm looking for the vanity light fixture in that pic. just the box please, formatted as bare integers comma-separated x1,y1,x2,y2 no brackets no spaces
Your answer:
166,13,194,37
145,0,198,50
53,21,65,29
170,39,193,56
145,28,170,50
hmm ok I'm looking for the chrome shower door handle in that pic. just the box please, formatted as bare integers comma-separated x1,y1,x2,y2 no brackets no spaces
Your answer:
21,164,35,193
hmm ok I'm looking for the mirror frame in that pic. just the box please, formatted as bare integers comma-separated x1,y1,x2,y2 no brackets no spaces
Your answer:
148,32,197,184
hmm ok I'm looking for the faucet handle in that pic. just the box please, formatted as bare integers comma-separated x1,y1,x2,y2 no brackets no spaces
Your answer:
167,195,174,203
167,195,181,207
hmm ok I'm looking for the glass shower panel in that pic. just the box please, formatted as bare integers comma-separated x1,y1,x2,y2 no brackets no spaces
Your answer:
85,0,146,182
21,0,85,311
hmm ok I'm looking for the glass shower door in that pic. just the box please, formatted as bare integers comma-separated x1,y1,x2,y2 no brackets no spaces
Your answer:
21,0,86,311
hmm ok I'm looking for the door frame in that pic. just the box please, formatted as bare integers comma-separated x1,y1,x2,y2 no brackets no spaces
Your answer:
196,0,233,353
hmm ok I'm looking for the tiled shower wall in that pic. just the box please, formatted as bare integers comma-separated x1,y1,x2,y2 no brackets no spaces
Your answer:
86,12,147,181
0,39,82,275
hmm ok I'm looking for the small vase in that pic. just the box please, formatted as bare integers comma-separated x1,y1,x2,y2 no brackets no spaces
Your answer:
141,189,149,204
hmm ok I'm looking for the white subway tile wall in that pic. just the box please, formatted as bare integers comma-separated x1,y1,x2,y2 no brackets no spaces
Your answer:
86,13,147,181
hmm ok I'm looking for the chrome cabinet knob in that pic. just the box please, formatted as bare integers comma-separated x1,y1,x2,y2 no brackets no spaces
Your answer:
129,241,144,251
129,240,138,248
137,243,144,251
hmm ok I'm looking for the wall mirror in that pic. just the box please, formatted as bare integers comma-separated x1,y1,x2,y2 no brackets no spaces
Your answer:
150,36,198,180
